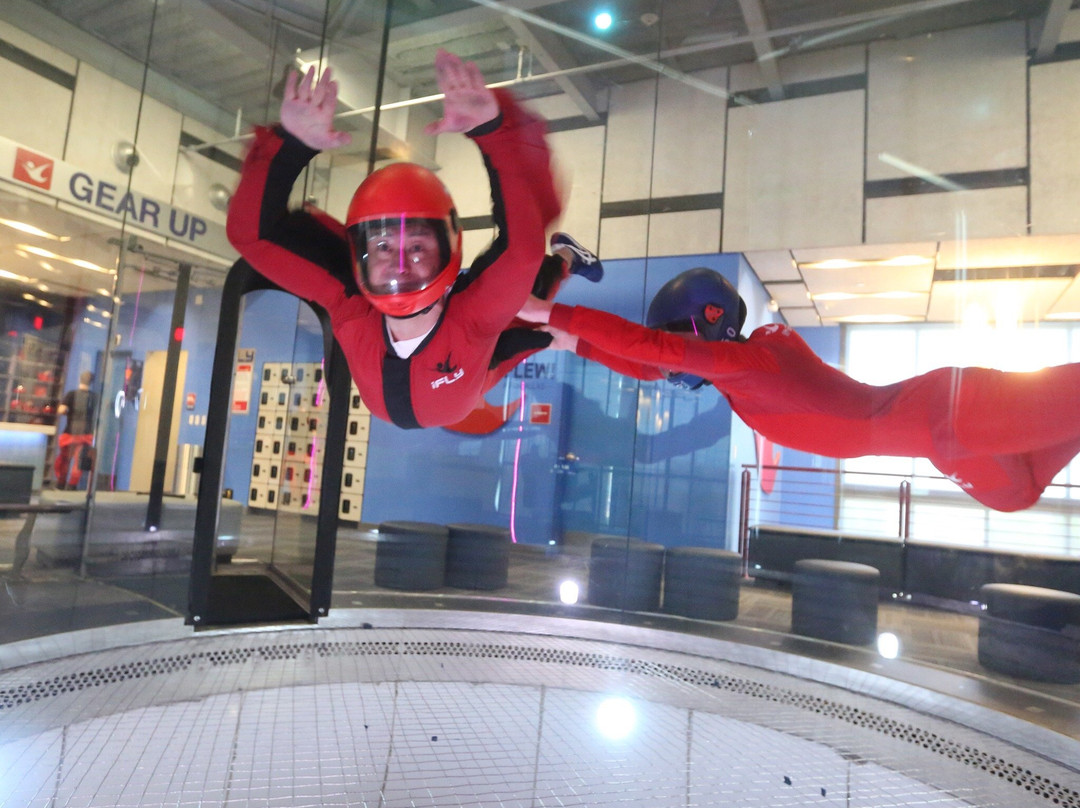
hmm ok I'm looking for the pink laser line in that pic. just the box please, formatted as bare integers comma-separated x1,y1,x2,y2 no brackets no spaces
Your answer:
304,432,318,509
691,316,699,336
508,380,526,543
398,212,406,276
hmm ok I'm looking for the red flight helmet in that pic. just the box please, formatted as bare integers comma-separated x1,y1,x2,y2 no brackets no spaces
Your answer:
345,162,462,317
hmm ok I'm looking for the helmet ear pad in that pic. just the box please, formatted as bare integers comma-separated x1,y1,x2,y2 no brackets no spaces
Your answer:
646,267,745,342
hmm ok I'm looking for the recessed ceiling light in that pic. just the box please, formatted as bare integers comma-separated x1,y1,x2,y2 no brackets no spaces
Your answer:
594,11,613,30
0,218,69,241
17,245,112,274
829,313,921,324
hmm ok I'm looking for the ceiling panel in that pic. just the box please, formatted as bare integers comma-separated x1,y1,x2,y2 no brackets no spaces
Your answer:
743,249,799,281
765,281,812,307
927,278,1071,324
815,294,929,322
937,234,1080,269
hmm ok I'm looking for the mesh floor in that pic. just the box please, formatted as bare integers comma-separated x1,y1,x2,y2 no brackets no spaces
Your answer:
0,619,1077,807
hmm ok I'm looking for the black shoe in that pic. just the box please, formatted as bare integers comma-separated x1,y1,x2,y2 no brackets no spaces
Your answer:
551,232,603,282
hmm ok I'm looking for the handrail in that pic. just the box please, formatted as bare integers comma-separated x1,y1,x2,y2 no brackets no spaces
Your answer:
740,461,1080,558
742,462,1080,493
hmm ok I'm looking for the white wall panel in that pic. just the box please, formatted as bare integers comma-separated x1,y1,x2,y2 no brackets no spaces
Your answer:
866,187,1027,243
0,21,74,156
723,91,864,251
599,214,648,260
1030,59,1080,235
67,63,181,203
0,19,75,73
651,68,726,198
1057,8,1080,42
866,22,1026,180
647,209,722,257
730,44,864,91
325,158,365,221
549,126,604,248
603,79,658,202
431,127,488,219
172,118,240,225
463,227,496,268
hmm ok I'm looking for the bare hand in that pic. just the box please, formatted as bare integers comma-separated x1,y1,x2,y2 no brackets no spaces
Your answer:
281,66,352,151
517,295,554,324
541,325,578,353
424,49,498,135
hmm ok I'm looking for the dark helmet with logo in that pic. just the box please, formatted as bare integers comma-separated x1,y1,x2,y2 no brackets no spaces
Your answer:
646,267,746,389
345,162,462,318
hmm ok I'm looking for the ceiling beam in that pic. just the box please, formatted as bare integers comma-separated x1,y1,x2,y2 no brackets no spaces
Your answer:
1035,0,1072,61
736,0,784,100
500,16,601,121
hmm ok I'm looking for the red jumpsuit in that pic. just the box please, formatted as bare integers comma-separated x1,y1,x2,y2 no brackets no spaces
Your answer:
551,304,1080,512
228,89,561,429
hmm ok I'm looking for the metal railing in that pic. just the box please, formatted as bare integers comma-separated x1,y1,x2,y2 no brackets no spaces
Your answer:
738,463,1080,560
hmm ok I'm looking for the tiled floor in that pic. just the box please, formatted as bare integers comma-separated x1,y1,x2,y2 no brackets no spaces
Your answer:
0,508,1077,734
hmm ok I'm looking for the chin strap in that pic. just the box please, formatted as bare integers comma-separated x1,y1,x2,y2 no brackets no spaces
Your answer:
391,301,438,320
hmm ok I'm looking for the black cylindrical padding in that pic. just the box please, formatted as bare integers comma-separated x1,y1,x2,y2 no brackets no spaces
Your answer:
792,558,880,645
588,536,664,612
663,546,742,621
977,583,1080,684
445,522,510,590
374,521,448,591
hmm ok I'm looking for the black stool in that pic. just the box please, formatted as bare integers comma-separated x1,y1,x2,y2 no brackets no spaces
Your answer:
445,523,510,590
587,536,664,612
792,558,879,645
374,521,448,591
978,583,1080,684
662,546,741,621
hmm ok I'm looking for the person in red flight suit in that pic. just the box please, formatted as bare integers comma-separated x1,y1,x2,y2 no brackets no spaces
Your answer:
228,49,600,429
54,370,97,490
517,267,1080,512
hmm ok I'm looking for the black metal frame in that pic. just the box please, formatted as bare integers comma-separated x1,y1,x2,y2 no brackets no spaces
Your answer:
187,259,348,627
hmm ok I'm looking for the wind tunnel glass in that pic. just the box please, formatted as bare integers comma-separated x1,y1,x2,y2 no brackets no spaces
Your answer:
348,216,451,297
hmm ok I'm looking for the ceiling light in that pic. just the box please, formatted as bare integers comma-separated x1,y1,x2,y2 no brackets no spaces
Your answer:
594,11,613,30
802,259,861,270
17,245,112,274
800,255,934,271
811,292,858,301
1045,311,1080,320
0,218,70,241
872,291,923,299
0,269,30,282
830,313,920,324
880,255,933,267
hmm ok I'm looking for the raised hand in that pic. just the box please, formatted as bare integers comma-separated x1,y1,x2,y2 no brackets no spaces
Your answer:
280,66,352,151
424,49,499,135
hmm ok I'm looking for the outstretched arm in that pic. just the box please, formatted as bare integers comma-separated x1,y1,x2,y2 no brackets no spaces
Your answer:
226,68,356,310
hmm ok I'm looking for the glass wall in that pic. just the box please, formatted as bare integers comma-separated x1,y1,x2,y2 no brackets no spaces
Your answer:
0,0,1077,692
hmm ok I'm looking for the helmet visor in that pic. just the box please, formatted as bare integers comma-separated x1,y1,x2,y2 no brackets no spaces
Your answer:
348,216,452,297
